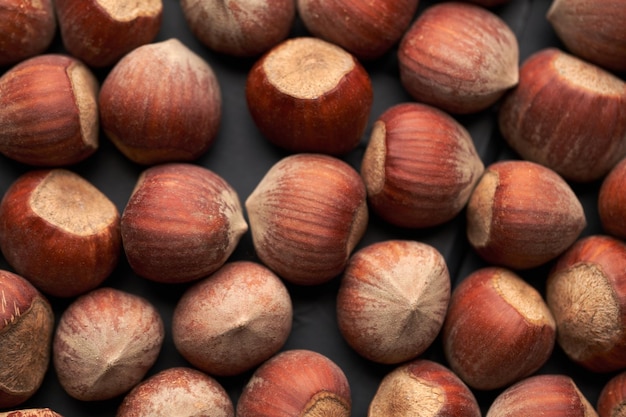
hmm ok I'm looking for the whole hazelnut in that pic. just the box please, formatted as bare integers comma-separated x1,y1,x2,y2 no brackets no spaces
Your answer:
442,267,556,391
0,54,99,166
172,261,293,376
99,38,222,165
466,160,586,270
180,0,295,57
116,367,234,417
597,371,626,417
237,349,351,417
336,240,450,364
246,37,373,155
55,0,163,68
0,270,54,409
361,102,485,228
0,410,63,417
0,0,56,67
53,287,165,401
0,169,121,298
485,374,597,417
598,158,626,240
398,1,519,114
546,234,626,373
368,359,481,417
245,153,368,285
121,163,248,284
498,48,626,183
547,0,626,72
296,0,420,61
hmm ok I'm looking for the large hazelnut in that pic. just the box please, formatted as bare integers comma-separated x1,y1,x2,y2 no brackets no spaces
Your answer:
498,48,626,183
245,153,368,285
466,160,586,269
0,270,54,408
0,169,121,298
0,54,99,166
99,38,222,165
398,1,519,114
0,410,63,417
55,0,163,68
121,163,248,284
597,371,626,417
246,37,373,155
296,0,420,61
336,240,450,364
598,157,626,240
361,102,485,228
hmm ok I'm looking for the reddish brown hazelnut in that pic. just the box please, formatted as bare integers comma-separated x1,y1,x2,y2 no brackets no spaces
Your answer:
237,349,351,417
498,48,626,183
597,371,626,417
0,410,63,417
172,261,293,376
246,37,373,155
0,270,54,409
398,1,519,114
0,54,99,166
442,267,556,391
99,38,222,165
55,0,163,68
53,287,165,401
180,0,295,57
0,169,121,298
598,158,626,240
245,153,369,285
368,359,481,417
296,0,420,61
547,234,626,373
361,102,485,228
121,163,248,284
466,160,586,269
337,240,450,364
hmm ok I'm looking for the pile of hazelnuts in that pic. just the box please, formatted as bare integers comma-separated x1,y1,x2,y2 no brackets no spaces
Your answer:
1,0,626,416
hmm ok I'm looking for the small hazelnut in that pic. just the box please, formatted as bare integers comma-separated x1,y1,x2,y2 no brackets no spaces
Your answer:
0,270,54,409
246,37,373,155
121,163,248,284
336,240,450,364
52,287,165,401
0,410,63,417
466,160,586,269
361,102,485,228
398,1,519,114
598,158,626,240
597,371,626,417
0,169,121,298
245,153,368,285
237,349,351,417
0,54,99,166
99,38,222,165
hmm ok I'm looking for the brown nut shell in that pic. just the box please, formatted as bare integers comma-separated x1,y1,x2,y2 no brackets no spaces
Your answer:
597,371,626,417
0,409,63,417
598,157,626,240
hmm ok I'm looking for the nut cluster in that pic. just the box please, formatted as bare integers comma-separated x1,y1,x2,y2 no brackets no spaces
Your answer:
0,0,624,416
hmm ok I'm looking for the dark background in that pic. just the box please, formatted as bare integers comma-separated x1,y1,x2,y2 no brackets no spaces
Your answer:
2,0,621,415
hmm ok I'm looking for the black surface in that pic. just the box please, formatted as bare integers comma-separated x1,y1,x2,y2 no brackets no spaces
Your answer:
1,0,621,415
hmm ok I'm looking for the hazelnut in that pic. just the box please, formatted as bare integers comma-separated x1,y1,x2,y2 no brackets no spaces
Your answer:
55,0,163,68
0,169,121,298
116,367,234,417
0,54,99,166
180,0,295,57
246,37,373,155
546,234,626,373
368,359,481,417
172,261,293,376
296,0,419,60
245,153,368,285
361,102,485,228
52,287,165,401
99,38,222,165
597,371,626,417
598,158,626,240
498,48,626,183
0,0,56,68
121,163,248,284
442,267,556,391
466,160,586,269
0,410,63,417
336,240,450,364
0,270,54,408
237,349,351,417
398,1,519,114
